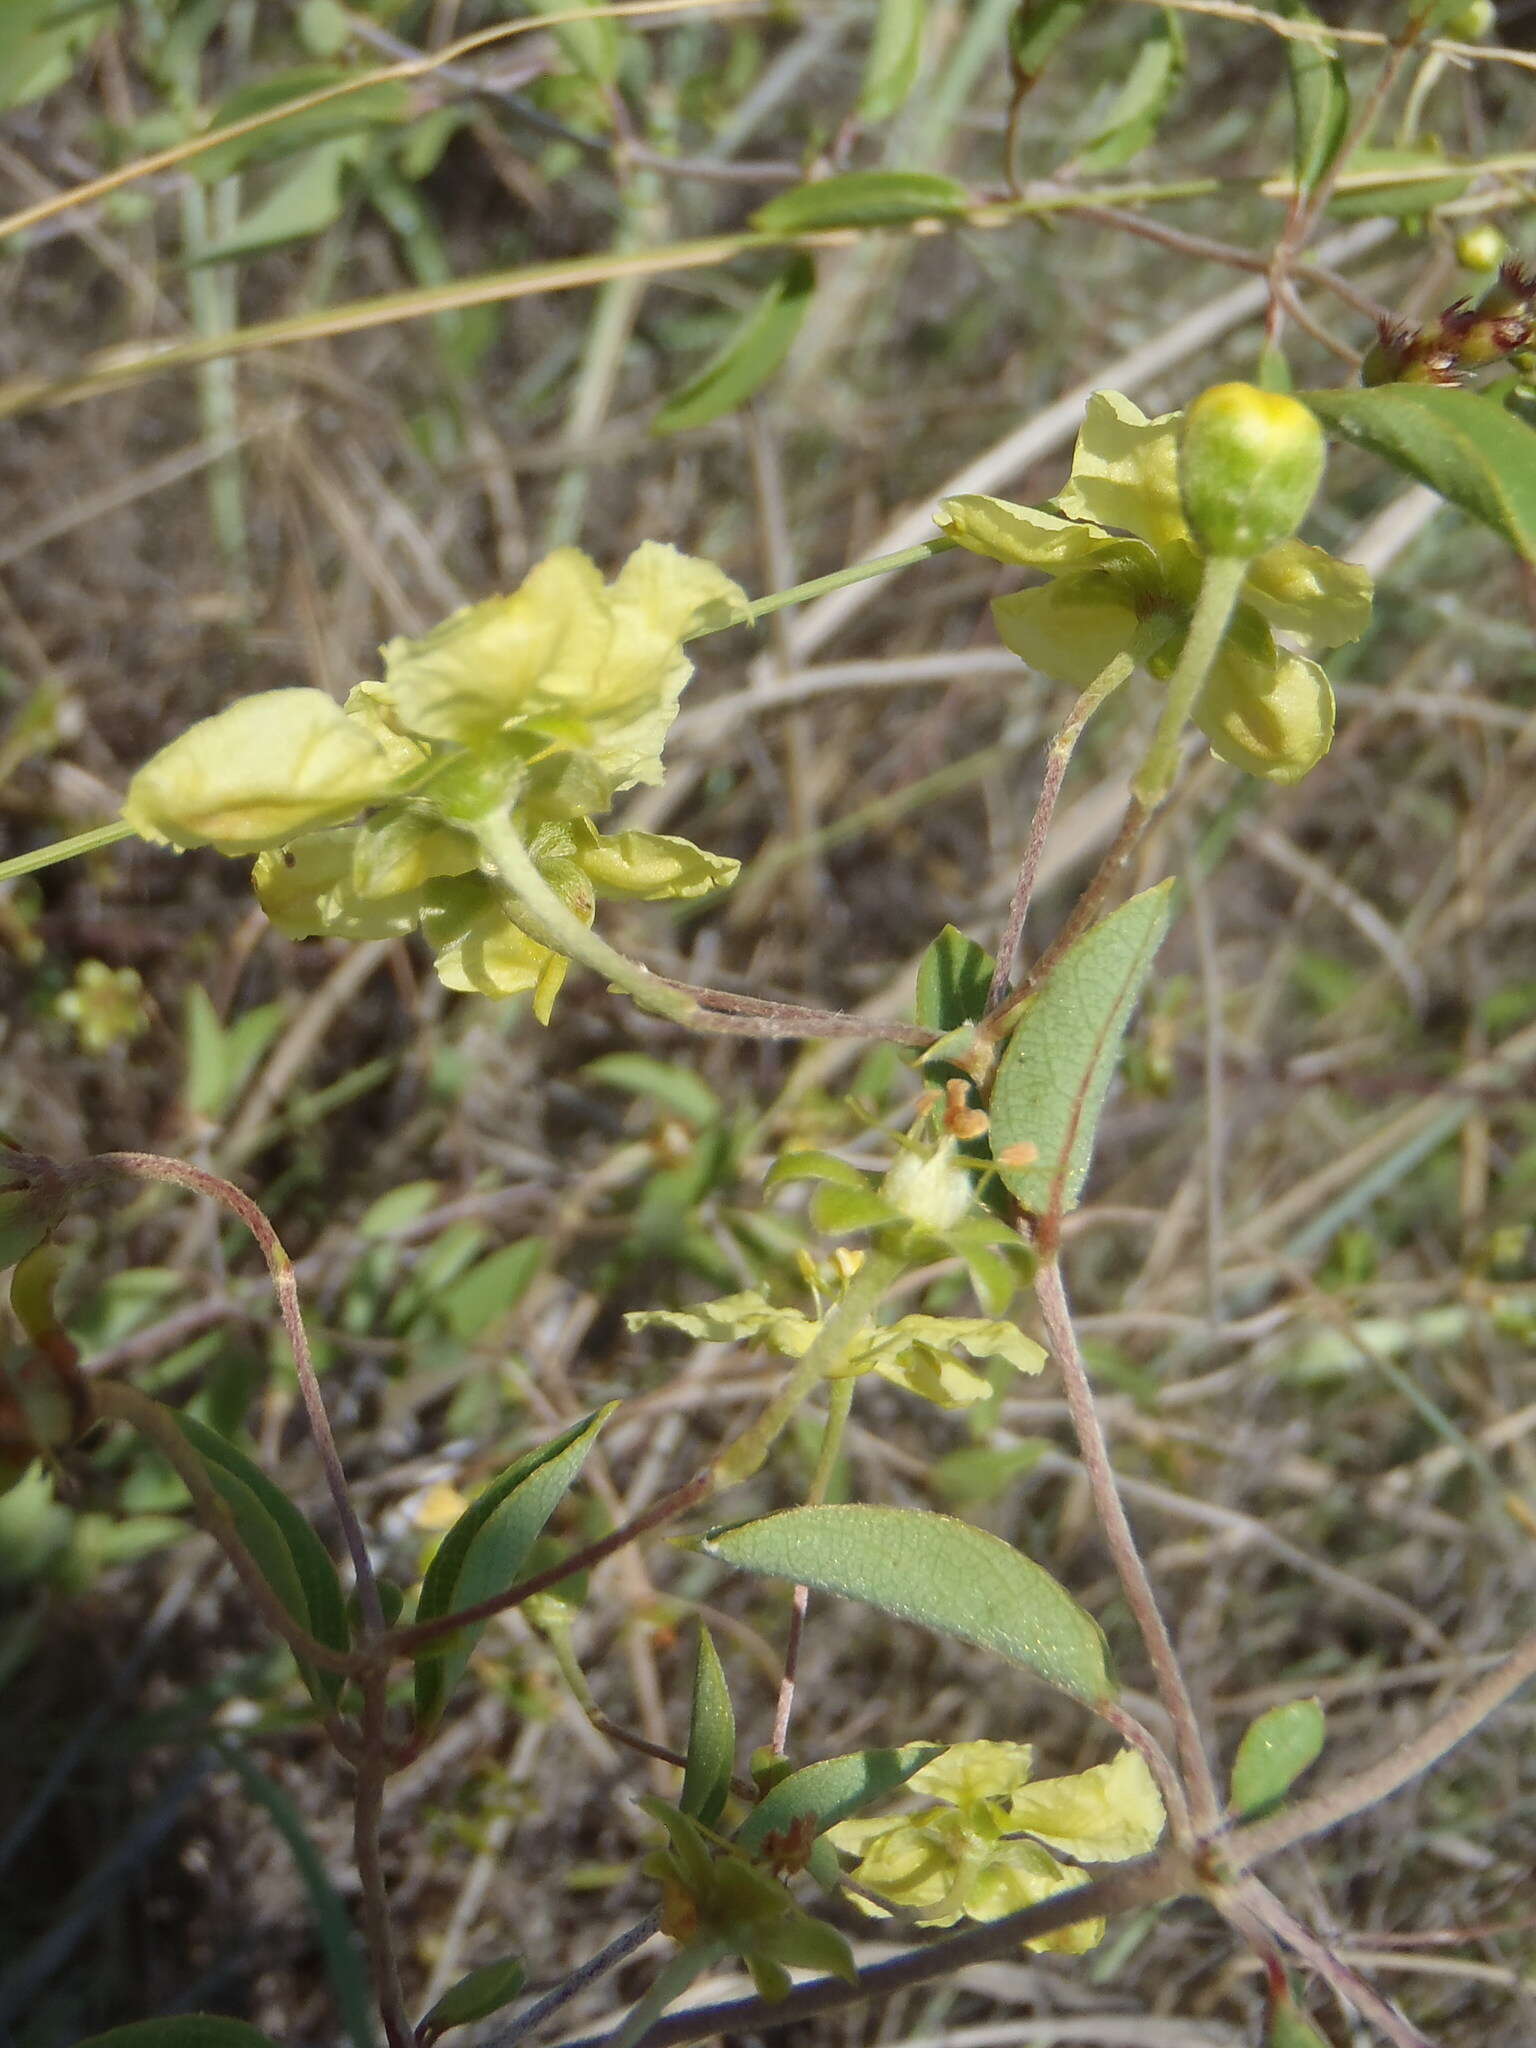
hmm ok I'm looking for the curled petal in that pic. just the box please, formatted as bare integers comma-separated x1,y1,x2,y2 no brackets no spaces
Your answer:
909,1741,1036,1808
1056,391,1188,551
992,576,1143,688
574,822,740,901
1004,1749,1165,1863
380,551,611,745
1196,635,1335,784
1242,539,1373,649
961,1841,1098,1951
124,690,414,855
421,875,572,1021
253,830,422,941
935,495,1117,570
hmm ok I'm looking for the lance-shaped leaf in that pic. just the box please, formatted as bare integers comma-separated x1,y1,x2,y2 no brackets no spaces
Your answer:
859,0,926,123
1075,9,1184,173
991,881,1175,1219
417,1953,528,2044
1229,1696,1326,1817
735,1743,943,1856
697,1505,1113,1704
654,255,814,434
1010,0,1093,87
413,1406,615,1724
1275,0,1348,196
752,171,968,234
1303,383,1536,566
680,1626,736,1829
177,1413,350,1708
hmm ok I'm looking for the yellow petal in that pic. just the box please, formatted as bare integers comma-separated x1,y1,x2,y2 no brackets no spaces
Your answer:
1195,633,1335,785
1004,1748,1166,1862
1056,391,1188,552
992,577,1143,688
1242,540,1373,650
910,1741,1036,1807
124,690,411,855
935,495,1116,569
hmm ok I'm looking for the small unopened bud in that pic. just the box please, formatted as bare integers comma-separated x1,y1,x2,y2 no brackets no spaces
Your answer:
1439,0,1495,38
1178,384,1327,558
1456,226,1505,273
832,1246,865,1283
996,1141,1039,1171
881,1138,973,1232
942,1078,989,1142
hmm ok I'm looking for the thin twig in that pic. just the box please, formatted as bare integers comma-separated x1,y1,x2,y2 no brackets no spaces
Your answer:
770,1376,854,1753
356,1669,413,2048
987,648,1143,1012
1032,1259,1222,1838
481,1914,664,2048
1243,1881,1436,2048
84,1153,386,1636
385,1473,714,1659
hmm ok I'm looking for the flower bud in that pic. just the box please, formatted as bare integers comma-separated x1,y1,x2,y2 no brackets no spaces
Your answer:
1178,384,1327,558
880,1138,973,1232
1456,225,1505,273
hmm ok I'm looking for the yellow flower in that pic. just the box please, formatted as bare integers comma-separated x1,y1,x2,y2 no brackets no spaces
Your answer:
935,391,1371,784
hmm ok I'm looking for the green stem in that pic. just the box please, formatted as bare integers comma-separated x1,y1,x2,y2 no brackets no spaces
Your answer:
0,819,135,884
1132,552,1249,808
714,1250,900,1489
808,1376,854,1504
471,809,702,1027
692,538,959,638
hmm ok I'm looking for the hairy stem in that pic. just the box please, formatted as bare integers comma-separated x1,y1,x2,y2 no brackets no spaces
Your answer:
85,1152,385,1635
1033,1256,1222,1837
1242,1880,1435,2048
1133,552,1247,808
987,639,1158,1013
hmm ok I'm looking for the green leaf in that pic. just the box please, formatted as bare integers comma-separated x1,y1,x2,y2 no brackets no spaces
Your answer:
1010,0,1094,85
413,1406,614,1725
915,925,995,1032
177,1413,350,1707
191,139,358,264
1268,1992,1332,2048
440,1241,544,1340
752,171,969,235
193,67,411,180
1274,0,1348,196
418,1953,528,2043
536,0,621,86
584,1052,721,1127
1229,1697,1325,1817
735,1742,942,1854
1302,383,1536,565
765,1150,872,1193
810,1184,896,1236
991,881,1175,1218
184,988,286,1122
680,1625,735,1828
1075,9,1184,173
0,0,117,115
698,1504,1113,1703
859,0,925,123
75,2022,282,2047
654,255,814,435
1326,145,1470,218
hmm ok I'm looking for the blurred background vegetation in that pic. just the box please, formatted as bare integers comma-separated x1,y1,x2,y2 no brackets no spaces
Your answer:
2,1,1536,2042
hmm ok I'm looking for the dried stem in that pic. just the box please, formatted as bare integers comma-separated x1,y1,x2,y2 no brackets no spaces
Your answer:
480,1914,663,2048
1242,1881,1436,2048
1032,1257,1222,1837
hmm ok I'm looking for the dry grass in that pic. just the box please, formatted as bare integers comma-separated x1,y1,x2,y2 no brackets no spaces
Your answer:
2,4,1536,2045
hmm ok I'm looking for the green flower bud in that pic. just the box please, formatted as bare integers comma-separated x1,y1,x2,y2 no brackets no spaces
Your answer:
1439,0,1494,37
1178,384,1327,558
1456,225,1506,273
